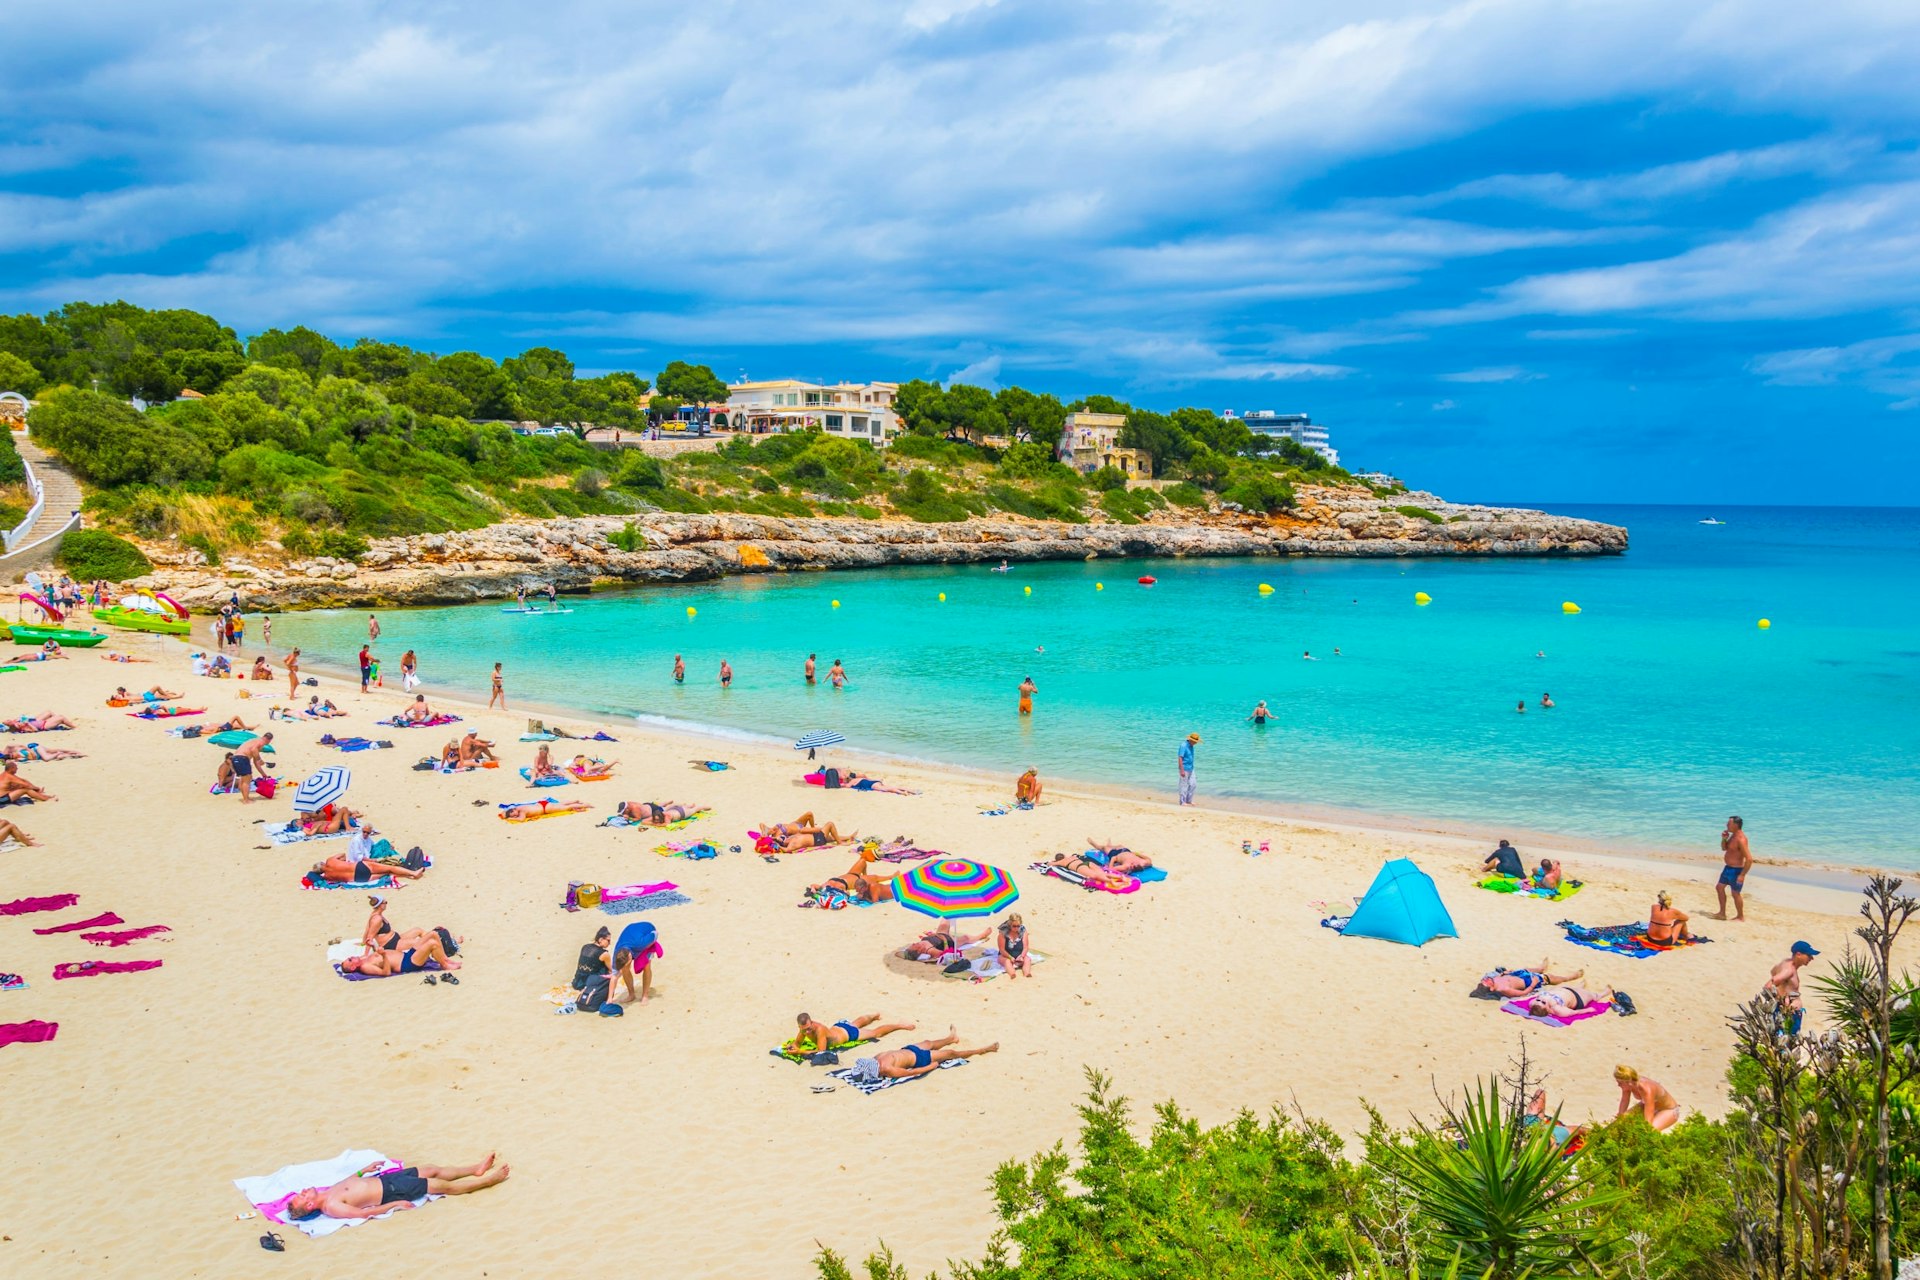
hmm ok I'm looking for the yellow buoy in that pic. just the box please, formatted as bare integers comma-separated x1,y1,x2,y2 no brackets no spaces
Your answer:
831,599,840,609
1562,601,1581,614
1758,618,1771,629
1258,583,1274,595
1414,591,1431,605
685,606,696,618
1024,586,1031,595
1095,582,1103,591
938,592,946,602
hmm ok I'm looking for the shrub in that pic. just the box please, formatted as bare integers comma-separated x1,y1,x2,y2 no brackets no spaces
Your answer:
607,520,646,552
316,530,368,560
57,529,153,580
182,532,221,566
893,468,971,522
1163,481,1208,509
615,452,666,491
0,425,24,486
1395,505,1443,524
752,472,781,493
573,468,607,497
1222,467,1295,513
1087,465,1128,492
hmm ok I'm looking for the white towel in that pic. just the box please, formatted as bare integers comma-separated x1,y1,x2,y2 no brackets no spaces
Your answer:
233,1148,436,1238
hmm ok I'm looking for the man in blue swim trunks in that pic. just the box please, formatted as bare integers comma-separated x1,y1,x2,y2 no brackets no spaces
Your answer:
791,1011,915,1055
286,1153,508,1220
1479,959,1584,999
1714,816,1752,921
849,1027,998,1083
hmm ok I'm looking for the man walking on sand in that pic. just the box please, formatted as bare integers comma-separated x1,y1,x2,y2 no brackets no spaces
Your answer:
1716,815,1752,921
1177,732,1200,805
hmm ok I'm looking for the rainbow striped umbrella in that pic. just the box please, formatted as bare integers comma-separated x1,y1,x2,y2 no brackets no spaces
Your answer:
895,858,1019,919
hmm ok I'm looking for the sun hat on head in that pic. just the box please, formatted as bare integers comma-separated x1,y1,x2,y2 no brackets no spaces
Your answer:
1186,733,1201,743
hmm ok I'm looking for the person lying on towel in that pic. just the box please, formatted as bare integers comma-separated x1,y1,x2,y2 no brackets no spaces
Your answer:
6,711,76,732
1047,851,1131,892
1086,839,1153,874
1479,961,1585,999
500,798,590,820
613,799,707,826
807,852,908,903
759,819,853,854
1525,983,1614,1020
804,767,918,795
286,1155,508,1221
900,924,993,961
339,930,459,976
791,1011,915,1053
848,1029,999,1083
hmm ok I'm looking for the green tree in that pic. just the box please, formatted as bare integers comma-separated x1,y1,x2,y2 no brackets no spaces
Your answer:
1118,408,1188,476
0,350,42,395
429,351,518,420
1069,393,1132,415
653,360,727,405
505,346,576,384
27,386,215,485
246,326,341,377
941,383,1006,443
995,386,1066,442
892,379,947,436
164,347,246,394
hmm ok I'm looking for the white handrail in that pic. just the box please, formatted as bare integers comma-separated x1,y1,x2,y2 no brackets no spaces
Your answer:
3,447,45,552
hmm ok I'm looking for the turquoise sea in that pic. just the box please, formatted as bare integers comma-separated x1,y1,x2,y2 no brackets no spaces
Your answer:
270,506,1920,868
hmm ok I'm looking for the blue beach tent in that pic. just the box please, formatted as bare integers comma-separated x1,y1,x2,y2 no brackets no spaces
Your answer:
1342,858,1457,946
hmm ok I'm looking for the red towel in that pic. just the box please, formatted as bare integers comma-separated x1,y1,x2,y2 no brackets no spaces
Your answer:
0,894,80,916
34,912,124,935
83,925,171,947
0,1019,58,1048
53,960,162,980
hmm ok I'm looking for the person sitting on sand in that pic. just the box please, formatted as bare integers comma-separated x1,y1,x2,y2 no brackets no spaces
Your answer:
1015,768,1043,807
403,695,437,724
901,924,993,961
574,926,613,993
250,657,273,680
1047,850,1131,891
1526,982,1615,1019
3,742,83,762
0,816,39,846
215,753,238,793
285,1155,507,1222
615,799,706,826
1479,961,1584,999
809,767,918,795
0,762,56,803
438,739,465,771
1523,1089,1589,1150
1086,838,1153,875
1532,858,1564,890
1613,1065,1680,1131
459,731,497,766
1647,892,1691,945
997,914,1034,979
848,1028,999,1083
363,894,459,958
809,852,907,903
500,798,591,820
529,744,564,781
1481,839,1526,879
791,1011,915,1054
339,932,459,978
570,754,617,779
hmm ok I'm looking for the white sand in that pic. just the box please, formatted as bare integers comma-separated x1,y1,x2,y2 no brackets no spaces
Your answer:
0,630,1895,1278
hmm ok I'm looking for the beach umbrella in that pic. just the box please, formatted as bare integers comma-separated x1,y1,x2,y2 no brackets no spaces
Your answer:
292,765,352,812
793,729,845,760
895,859,1020,920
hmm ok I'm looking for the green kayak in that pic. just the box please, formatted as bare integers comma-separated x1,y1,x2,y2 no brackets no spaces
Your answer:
6,625,108,647
95,606,192,636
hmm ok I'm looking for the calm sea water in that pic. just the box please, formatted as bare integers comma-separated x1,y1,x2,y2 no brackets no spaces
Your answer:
270,506,1920,867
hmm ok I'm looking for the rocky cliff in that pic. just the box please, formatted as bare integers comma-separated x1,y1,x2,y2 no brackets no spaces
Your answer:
129,486,1627,610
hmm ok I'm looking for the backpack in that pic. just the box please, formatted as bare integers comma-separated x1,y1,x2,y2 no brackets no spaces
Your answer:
576,973,611,1012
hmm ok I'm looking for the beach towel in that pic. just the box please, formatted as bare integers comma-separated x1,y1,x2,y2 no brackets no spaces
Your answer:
520,767,570,787
33,911,125,934
1,893,81,916
0,1019,58,1048
235,1149,439,1238
801,886,877,909
1084,850,1167,882
1501,997,1614,1027
1478,874,1583,902
53,959,162,980
518,732,557,742
267,821,356,845
1558,921,1712,959
599,880,678,902
827,1056,970,1095
906,937,1048,982
978,807,1008,817
386,713,461,728
83,925,172,946
1030,861,1141,895
130,706,205,719
871,844,943,864
772,1035,873,1064
302,870,396,891
567,767,613,782
599,889,692,915
654,840,719,859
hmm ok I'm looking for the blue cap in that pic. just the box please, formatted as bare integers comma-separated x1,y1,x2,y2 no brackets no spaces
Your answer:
1791,940,1819,956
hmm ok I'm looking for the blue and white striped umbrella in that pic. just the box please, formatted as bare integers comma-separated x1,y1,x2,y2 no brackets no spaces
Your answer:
292,765,352,812
793,730,845,759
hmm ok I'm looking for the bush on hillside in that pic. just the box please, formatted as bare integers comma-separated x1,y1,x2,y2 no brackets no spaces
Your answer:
0,425,24,486
1162,481,1208,509
57,529,153,581
1395,504,1443,524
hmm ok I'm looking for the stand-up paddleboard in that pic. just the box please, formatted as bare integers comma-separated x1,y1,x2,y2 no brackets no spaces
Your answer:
500,606,576,615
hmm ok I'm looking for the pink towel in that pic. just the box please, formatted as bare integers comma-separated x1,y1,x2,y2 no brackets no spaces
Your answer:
0,894,80,916
601,880,677,902
1501,997,1612,1027
54,959,163,980
83,925,171,947
34,912,124,935
0,1019,59,1048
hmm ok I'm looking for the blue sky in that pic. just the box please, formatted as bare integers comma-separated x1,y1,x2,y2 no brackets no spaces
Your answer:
5,0,1920,504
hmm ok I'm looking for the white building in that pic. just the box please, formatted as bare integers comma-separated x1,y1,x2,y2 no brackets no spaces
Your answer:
1237,410,1339,466
721,379,900,444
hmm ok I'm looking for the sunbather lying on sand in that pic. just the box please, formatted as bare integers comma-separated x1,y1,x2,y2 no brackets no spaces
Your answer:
501,798,591,821
570,755,617,779
1526,983,1614,1019
313,851,425,883
101,652,148,663
614,800,707,826
901,925,993,961
287,1154,507,1221
212,714,256,732
2,743,84,761
1479,962,1583,999
341,931,455,973
6,712,75,731
0,817,39,846
363,894,459,957
761,812,820,839
297,801,361,834
791,1012,915,1053
114,686,180,704
809,852,906,902
848,1028,998,1083
808,767,918,795
761,822,852,853
10,642,66,661
1086,839,1153,874
0,762,56,802
305,697,346,718
1047,851,1131,891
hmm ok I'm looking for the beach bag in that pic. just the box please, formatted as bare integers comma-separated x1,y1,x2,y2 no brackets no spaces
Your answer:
574,883,602,909
823,768,842,789
402,845,427,872
576,973,611,1012
255,777,278,799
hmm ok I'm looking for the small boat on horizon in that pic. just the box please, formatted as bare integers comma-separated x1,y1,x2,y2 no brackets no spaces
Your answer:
1699,518,1727,525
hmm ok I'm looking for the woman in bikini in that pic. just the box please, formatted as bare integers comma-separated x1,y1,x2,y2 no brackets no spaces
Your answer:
1047,851,1131,891
300,802,362,835
616,800,707,826
569,755,618,780
6,712,76,732
340,931,460,977
1613,1065,1681,1131
996,914,1034,979
1647,892,1692,944
1086,838,1152,874
1526,982,1614,1019
362,894,458,957
313,850,425,883
250,657,273,680
811,853,905,903
530,744,564,781
1478,960,1583,999
500,798,591,821
3,743,83,761
901,924,992,961
1015,769,1042,806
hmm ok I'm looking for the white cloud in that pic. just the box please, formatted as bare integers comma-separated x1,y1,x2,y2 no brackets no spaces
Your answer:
945,355,1003,389
1437,366,1540,382
1750,332,1920,402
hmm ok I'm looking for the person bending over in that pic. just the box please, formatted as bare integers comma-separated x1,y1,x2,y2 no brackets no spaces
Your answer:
286,1154,507,1221
791,1011,915,1053
848,1028,999,1083
1015,769,1043,806
1613,1065,1680,1132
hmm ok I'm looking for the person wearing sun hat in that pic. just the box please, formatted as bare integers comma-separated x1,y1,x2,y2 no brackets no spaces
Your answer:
1765,940,1820,1034
1177,732,1201,806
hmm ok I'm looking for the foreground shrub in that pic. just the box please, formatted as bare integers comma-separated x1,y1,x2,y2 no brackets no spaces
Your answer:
57,529,154,580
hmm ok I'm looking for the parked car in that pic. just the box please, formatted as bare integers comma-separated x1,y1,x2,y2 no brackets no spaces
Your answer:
532,426,568,437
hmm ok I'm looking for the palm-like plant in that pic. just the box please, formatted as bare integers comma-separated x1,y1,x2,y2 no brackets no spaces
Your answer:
1386,1077,1619,1278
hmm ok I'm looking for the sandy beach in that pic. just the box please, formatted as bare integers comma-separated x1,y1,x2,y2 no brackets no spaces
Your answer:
0,629,1899,1279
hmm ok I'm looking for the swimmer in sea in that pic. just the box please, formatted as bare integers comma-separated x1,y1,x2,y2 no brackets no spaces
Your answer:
1516,700,1526,714
672,653,684,683
1541,692,1554,708
1248,700,1271,725
1333,647,1341,656
1536,651,1546,658
805,653,816,685
1303,651,1317,661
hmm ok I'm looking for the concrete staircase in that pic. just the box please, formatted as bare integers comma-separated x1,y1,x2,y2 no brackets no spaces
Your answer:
3,434,83,570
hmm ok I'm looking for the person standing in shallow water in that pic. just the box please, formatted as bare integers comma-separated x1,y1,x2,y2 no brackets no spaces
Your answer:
1177,732,1199,805
672,654,685,684
1018,677,1036,716
805,653,817,685
719,659,733,689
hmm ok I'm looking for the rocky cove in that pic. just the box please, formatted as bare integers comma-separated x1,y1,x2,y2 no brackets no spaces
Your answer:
127,486,1627,611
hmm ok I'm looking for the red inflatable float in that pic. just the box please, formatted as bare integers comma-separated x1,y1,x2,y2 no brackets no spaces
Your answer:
1137,576,1156,585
